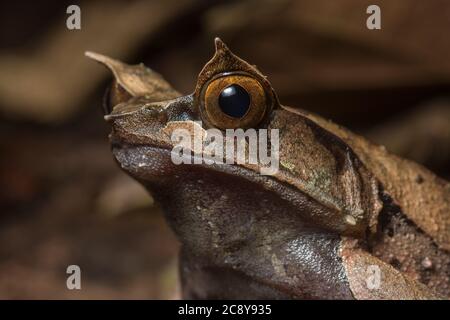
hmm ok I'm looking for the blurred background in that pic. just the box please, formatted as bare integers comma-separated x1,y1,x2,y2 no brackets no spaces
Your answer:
0,0,449,299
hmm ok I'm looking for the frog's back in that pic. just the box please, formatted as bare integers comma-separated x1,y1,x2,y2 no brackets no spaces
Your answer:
284,106,450,297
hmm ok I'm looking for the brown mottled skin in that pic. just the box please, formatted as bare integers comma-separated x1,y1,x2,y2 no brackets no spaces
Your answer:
86,39,450,299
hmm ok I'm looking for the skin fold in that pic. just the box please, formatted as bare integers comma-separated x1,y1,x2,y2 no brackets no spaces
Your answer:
86,38,449,299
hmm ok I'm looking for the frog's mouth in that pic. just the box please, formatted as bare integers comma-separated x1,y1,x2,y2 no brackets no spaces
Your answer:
110,132,279,182
110,140,324,219
111,138,275,188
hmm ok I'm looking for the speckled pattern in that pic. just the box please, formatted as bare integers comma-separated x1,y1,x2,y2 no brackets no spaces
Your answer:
293,107,450,252
340,238,442,299
368,192,449,297
89,39,450,299
114,147,354,299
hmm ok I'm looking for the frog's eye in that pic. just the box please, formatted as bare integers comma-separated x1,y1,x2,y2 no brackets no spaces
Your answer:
199,74,268,129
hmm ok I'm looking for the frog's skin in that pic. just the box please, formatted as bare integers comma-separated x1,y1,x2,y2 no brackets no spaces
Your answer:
86,39,450,299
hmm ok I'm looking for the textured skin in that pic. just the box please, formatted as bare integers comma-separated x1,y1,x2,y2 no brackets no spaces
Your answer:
113,145,354,299
340,238,442,299
290,107,450,251
87,39,450,299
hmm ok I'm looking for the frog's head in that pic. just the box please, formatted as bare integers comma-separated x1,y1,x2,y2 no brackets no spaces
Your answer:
87,39,381,298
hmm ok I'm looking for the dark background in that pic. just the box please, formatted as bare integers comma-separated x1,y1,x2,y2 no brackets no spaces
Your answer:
0,0,449,298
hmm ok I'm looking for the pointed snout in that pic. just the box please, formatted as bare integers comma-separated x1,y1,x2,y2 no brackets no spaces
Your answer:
85,51,182,119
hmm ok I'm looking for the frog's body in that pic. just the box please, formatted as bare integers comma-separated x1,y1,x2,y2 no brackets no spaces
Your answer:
87,39,450,299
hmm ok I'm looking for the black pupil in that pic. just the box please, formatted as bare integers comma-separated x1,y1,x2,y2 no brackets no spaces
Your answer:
218,84,250,118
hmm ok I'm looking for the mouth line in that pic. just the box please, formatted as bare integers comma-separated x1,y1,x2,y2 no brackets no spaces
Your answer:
112,141,348,234
110,137,172,152
112,140,261,173
112,140,285,194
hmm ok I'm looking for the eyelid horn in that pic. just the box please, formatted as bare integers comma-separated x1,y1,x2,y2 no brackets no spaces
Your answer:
194,38,281,114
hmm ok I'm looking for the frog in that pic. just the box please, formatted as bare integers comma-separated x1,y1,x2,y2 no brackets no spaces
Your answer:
86,38,450,299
